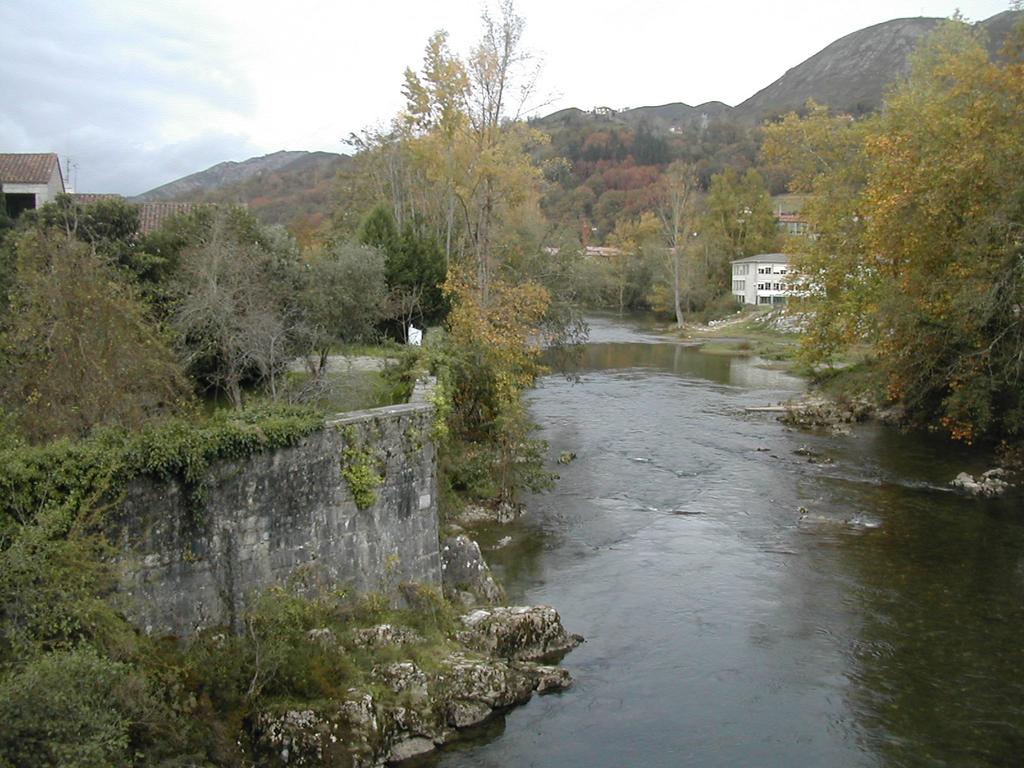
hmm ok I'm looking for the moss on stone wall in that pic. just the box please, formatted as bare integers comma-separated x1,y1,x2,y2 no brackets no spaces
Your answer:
0,404,325,539
339,424,384,510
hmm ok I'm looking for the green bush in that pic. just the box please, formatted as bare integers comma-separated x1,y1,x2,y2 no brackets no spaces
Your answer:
0,404,324,536
0,524,135,660
0,647,177,768
379,345,425,404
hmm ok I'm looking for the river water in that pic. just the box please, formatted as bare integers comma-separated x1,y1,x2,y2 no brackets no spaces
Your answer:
434,315,1024,768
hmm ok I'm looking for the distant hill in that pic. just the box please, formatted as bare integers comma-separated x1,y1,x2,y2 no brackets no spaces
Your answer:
617,101,733,127
539,11,1022,126
535,101,733,130
134,150,323,202
133,150,353,237
733,12,1020,121
732,17,943,120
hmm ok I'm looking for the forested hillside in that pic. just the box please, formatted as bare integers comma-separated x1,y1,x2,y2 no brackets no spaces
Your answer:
135,151,353,245
139,11,1020,254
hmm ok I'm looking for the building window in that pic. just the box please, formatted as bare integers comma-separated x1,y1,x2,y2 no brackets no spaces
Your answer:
732,280,745,291
759,296,771,304
2,193,36,218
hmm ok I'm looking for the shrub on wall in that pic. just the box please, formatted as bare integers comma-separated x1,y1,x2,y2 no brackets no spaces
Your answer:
0,404,325,537
339,424,384,509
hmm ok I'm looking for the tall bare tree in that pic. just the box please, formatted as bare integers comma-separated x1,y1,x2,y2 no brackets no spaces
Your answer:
657,162,699,326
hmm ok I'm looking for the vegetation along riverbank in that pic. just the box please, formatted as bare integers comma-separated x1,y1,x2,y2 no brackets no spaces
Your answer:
1,2,1022,766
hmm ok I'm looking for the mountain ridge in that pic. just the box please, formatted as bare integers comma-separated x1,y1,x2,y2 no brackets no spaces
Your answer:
134,10,1021,232
533,11,1021,128
132,150,346,203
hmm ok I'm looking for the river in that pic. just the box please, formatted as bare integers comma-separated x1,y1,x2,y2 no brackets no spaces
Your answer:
433,314,1024,768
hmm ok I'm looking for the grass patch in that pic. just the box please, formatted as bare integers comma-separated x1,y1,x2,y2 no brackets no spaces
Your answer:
697,336,800,363
812,357,885,402
285,370,388,414
699,341,755,356
332,342,401,359
751,339,800,362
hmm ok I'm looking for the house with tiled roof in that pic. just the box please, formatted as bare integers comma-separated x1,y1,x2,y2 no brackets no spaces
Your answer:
69,194,201,235
0,153,65,217
69,193,121,206
135,201,202,235
2,151,220,234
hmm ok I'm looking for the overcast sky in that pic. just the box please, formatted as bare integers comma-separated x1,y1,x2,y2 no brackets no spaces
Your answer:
0,0,1014,195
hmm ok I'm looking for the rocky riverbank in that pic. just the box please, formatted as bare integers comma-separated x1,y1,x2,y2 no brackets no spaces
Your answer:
753,394,1017,496
252,535,581,767
254,604,581,766
775,394,877,431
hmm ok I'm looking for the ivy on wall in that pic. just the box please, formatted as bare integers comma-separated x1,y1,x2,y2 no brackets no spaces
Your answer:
0,405,325,542
338,424,384,510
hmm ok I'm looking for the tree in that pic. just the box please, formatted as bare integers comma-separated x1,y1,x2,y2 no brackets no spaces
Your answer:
403,30,470,266
0,229,191,442
397,1,547,302
704,168,777,259
607,212,660,313
301,243,388,371
656,161,699,325
761,102,877,362
357,203,401,258
358,206,447,327
394,223,448,324
762,19,1024,443
439,268,553,503
171,209,303,408
862,20,1024,441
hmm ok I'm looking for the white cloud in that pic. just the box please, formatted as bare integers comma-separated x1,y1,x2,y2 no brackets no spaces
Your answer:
0,0,1013,193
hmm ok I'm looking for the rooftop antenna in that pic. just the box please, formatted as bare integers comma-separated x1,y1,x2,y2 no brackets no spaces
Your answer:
64,157,78,193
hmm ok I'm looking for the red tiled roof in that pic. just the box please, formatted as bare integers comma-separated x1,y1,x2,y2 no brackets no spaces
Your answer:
137,201,200,234
0,153,62,185
71,193,123,205
70,195,208,235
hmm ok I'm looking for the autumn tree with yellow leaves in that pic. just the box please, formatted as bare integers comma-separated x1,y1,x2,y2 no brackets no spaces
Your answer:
436,268,554,503
764,18,1024,443
379,1,549,302
361,2,572,506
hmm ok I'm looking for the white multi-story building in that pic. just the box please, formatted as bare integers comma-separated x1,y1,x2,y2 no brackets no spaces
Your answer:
731,253,791,306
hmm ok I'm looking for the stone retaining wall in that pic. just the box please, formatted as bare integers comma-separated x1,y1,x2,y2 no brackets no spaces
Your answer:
110,399,439,637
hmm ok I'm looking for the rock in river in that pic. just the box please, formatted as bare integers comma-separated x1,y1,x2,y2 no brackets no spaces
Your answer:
441,535,505,606
951,468,1011,497
458,605,584,661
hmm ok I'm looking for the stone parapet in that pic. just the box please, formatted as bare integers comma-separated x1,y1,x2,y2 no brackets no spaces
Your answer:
112,399,439,637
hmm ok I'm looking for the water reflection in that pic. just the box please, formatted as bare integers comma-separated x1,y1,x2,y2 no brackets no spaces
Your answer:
569,341,803,393
434,317,1023,768
809,432,1024,766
